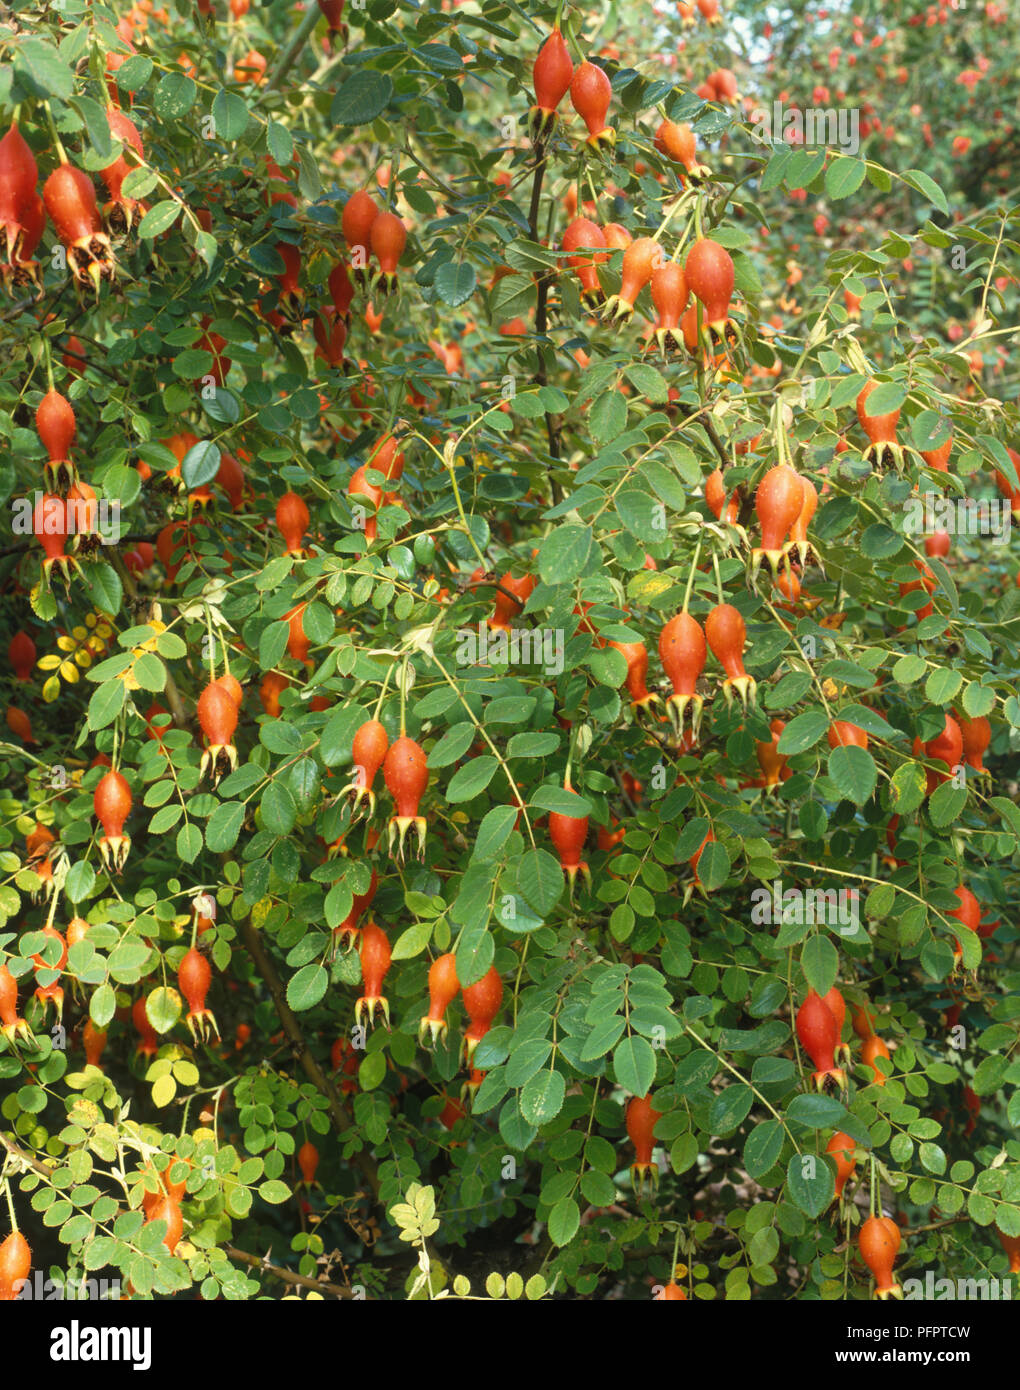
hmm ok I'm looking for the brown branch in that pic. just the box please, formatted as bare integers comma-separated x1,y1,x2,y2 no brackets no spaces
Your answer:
1,1130,56,1178
223,1244,358,1299
234,914,381,1200
527,143,564,504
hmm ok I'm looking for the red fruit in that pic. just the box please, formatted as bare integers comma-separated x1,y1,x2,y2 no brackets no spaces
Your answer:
100,108,144,228
659,611,706,738
318,0,345,30
653,120,706,180
657,1281,687,1300
922,436,956,475
8,630,35,682
531,29,574,134
562,217,608,301
684,239,735,336
297,1140,319,1186
276,491,309,553
348,464,383,544
198,680,239,782
0,123,44,286
924,531,950,559
260,671,289,718
820,986,847,1050
626,1094,662,1193
650,262,689,352
861,1033,891,1085
356,922,392,1028
705,469,740,524
32,925,67,1021
420,952,460,1045
548,785,590,892
0,963,31,1043
753,464,803,577
705,604,754,709
179,946,218,1042
370,211,406,290
383,736,429,860
213,673,243,707
145,1196,184,1254
83,1018,107,1069
133,997,159,1057
859,1215,902,1300
36,390,76,476
569,61,613,146
367,434,405,482
997,1228,1020,1275
828,720,868,750
856,381,902,466
216,452,245,510
957,713,990,773
796,990,845,1090
922,714,963,788
607,237,662,319
462,966,503,1059
285,603,309,664
850,1002,876,1040
0,1231,32,1300
826,1131,857,1201
344,718,390,817
755,718,790,788
94,769,132,872
329,262,354,317
342,188,379,258
489,572,537,630
610,640,654,709
5,705,34,745
32,493,76,577
43,162,114,290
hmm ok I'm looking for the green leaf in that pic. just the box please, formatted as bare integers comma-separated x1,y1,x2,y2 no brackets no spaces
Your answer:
153,72,197,120
138,200,181,240
205,802,245,852
446,756,497,802
777,710,829,755
529,784,591,817
427,722,475,768
181,441,220,489
81,563,123,619
331,71,393,126
517,848,562,916
286,964,328,1013
744,1120,784,1180
260,783,297,836
801,935,839,996
825,156,866,200
786,1153,835,1218
589,389,627,444
434,261,476,307
212,89,250,140
827,745,876,806
613,1036,656,1097
890,763,926,815
520,1069,566,1127
902,168,948,216
14,38,74,99
548,1197,580,1248
538,526,592,585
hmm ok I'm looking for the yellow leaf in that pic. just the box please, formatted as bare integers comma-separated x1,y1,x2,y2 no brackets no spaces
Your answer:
42,676,61,704
56,636,75,652
37,654,62,670
60,661,79,684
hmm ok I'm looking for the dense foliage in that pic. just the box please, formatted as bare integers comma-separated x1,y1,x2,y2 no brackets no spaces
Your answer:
0,0,1018,1302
